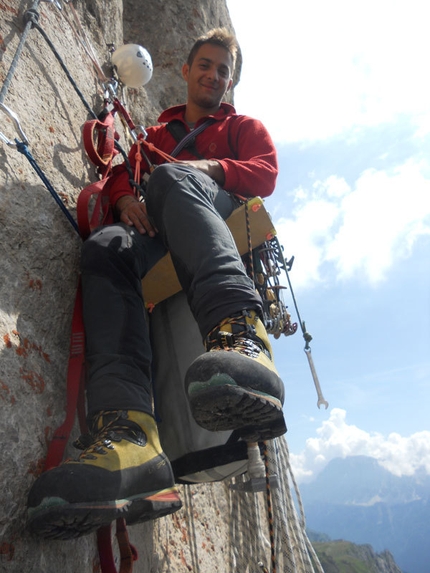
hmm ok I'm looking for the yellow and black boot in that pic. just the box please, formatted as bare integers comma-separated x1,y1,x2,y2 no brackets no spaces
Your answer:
27,410,181,540
185,310,287,442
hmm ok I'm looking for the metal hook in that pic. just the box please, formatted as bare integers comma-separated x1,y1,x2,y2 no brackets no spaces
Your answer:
102,78,119,101
41,0,62,10
0,103,29,147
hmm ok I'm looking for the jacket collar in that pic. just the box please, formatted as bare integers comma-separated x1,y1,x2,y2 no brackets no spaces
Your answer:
157,102,237,126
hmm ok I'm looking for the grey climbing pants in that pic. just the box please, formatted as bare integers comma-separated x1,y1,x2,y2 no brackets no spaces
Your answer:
80,163,263,416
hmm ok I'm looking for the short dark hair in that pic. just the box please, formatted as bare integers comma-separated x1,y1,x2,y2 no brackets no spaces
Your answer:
187,27,239,74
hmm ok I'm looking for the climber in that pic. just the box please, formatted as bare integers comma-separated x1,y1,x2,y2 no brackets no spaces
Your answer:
27,27,286,539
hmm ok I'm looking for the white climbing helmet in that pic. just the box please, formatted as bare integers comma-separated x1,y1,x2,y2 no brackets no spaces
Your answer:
111,44,153,88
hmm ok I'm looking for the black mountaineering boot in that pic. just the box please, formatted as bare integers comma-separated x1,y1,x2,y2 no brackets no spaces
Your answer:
27,410,182,540
185,310,287,442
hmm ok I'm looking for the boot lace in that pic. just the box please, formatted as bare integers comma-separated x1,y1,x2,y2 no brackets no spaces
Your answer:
73,410,146,460
205,311,269,359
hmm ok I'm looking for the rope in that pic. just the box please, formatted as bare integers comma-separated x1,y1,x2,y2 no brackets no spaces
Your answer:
61,0,109,84
15,140,80,235
183,486,200,572
263,443,276,573
244,200,255,282
0,0,41,104
279,251,312,349
0,0,40,103
224,437,324,573
276,243,329,408
29,16,97,119
141,140,181,165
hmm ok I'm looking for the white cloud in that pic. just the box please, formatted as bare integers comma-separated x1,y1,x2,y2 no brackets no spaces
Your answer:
228,0,430,143
274,159,430,287
290,408,430,483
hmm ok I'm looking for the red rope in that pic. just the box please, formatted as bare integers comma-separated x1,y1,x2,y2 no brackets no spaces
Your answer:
141,139,181,164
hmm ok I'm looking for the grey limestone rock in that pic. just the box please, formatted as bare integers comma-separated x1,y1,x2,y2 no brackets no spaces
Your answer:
0,0,237,570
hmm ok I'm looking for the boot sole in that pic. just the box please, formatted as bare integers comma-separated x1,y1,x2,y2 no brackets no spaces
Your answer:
27,488,182,540
188,379,287,441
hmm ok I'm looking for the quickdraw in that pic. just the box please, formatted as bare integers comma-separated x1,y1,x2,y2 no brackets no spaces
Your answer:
242,203,298,340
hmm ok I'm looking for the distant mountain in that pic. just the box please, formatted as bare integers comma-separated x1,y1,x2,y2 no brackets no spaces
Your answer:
311,539,403,573
300,456,430,573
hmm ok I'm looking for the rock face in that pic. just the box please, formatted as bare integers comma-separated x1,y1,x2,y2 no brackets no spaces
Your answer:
0,1,243,571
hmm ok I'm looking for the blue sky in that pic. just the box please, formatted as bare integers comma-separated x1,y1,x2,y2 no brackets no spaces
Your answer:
227,0,430,481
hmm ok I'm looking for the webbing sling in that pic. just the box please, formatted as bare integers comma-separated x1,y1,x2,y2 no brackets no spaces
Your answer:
82,111,118,178
168,118,215,158
44,283,86,471
97,519,138,573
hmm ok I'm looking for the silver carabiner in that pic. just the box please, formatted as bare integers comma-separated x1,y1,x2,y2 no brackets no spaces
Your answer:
0,103,29,147
131,125,148,142
102,79,119,101
41,0,62,10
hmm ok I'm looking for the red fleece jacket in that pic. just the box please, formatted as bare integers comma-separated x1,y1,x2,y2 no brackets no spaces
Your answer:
109,103,278,206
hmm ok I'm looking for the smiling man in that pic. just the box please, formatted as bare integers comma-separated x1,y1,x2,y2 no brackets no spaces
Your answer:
27,28,286,540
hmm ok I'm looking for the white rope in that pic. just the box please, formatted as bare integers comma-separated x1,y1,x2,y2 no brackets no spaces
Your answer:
61,1,109,84
225,437,324,573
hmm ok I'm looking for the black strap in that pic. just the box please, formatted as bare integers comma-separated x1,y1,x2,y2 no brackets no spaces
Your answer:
171,440,249,483
171,439,265,484
167,118,215,159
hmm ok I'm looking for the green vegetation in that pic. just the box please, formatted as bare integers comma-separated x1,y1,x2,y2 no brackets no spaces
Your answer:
311,540,402,573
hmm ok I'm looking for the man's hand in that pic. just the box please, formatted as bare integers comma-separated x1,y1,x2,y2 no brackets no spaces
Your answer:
178,159,225,186
115,196,157,236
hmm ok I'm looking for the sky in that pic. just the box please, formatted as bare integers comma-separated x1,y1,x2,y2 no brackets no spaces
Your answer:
227,0,430,483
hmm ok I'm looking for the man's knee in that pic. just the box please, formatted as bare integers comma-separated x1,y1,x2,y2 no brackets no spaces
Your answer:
81,224,134,273
146,164,213,221
147,163,190,192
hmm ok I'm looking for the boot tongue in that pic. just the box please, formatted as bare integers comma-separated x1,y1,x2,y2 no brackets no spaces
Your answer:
73,411,148,454
90,410,127,432
91,411,147,446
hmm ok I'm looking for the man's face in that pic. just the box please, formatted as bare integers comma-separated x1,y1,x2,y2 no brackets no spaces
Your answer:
182,43,233,113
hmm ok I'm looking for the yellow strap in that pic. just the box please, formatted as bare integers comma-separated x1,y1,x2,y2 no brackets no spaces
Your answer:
141,197,276,308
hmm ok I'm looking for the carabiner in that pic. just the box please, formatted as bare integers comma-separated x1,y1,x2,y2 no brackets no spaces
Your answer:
102,79,119,101
41,0,62,10
0,103,29,147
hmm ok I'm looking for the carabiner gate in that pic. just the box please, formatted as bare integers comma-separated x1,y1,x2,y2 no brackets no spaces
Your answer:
41,0,62,10
0,103,29,147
